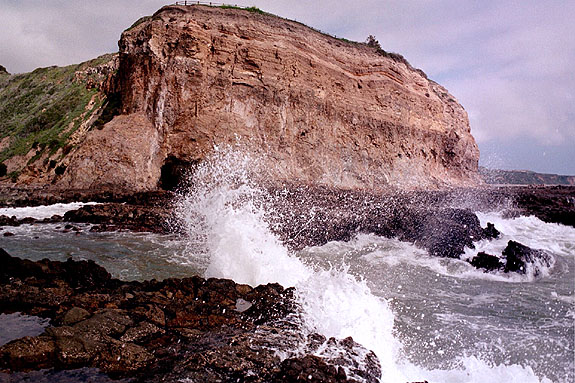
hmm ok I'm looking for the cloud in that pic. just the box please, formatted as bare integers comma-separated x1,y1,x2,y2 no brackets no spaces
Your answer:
0,0,166,73
436,1,575,149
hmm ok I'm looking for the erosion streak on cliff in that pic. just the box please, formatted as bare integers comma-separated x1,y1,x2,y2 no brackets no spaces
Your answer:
57,5,480,191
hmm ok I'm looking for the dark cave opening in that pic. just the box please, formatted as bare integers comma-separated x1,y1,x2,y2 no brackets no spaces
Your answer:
159,156,197,191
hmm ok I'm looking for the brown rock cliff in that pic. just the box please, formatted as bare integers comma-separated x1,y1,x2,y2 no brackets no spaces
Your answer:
59,5,481,191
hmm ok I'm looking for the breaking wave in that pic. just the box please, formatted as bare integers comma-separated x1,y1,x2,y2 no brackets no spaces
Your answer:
174,147,568,382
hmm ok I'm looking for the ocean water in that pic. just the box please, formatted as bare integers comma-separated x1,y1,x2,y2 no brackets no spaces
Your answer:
1,149,574,382
0,202,99,220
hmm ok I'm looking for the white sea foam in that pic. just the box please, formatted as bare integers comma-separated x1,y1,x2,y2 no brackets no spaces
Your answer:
403,356,552,383
175,147,309,287
475,212,575,258
349,234,528,283
0,202,99,220
174,147,557,383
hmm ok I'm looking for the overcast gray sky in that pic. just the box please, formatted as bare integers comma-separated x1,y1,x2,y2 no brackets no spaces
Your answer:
1,0,573,174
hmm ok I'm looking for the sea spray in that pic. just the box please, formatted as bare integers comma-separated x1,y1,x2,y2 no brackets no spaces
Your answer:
0,202,99,220
294,267,406,382
174,146,309,287
174,146,566,382
174,146,407,380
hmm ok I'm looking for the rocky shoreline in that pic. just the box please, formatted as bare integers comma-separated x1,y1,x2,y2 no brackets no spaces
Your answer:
1,185,572,271
0,184,573,382
0,249,381,382
2,185,573,228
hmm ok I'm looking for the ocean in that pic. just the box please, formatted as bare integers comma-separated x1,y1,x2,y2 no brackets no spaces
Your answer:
1,150,574,383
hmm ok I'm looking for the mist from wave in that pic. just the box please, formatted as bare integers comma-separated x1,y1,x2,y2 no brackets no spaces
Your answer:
173,147,571,382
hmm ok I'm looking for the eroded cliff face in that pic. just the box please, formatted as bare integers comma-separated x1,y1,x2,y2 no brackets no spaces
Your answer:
60,5,480,191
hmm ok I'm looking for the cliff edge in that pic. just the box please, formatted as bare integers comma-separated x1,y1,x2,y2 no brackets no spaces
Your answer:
3,5,481,191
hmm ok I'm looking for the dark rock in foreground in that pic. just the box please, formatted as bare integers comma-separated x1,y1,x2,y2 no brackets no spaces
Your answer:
469,241,553,277
0,249,381,382
470,252,505,272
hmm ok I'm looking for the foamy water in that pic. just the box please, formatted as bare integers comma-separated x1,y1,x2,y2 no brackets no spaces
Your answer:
0,202,99,220
172,147,572,382
2,148,573,382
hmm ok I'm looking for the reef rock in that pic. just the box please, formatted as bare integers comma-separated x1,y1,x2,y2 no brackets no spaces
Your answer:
59,4,480,192
0,249,381,382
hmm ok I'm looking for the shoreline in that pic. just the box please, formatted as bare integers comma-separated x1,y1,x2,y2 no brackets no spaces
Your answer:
1,185,573,381
0,249,381,382
1,184,570,279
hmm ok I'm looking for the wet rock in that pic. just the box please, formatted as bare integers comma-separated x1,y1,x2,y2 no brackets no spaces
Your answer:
19,217,36,225
503,240,553,275
269,185,493,259
0,250,380,382
0,215,19,226
469,252,504,271
61,307,91,325
63,259,112,290
483,222,500,239
511,186,575,228
274,355,349,383
120,321,164,343
0,336,56,371
49,214,63,222
98,341,153,374
403,208,485,258
89,224,120,232
0,367,124,383
64,203,171,233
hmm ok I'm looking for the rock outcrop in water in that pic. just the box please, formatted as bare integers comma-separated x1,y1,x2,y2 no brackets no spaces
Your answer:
0,249,381,382
49,4,481,192
469,240,553,276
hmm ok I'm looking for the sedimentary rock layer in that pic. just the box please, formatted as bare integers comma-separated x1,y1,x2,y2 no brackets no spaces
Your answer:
59,5,480,191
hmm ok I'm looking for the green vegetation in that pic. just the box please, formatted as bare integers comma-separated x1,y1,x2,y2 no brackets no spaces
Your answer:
219,5,265,15
0,57,110,169
244,6,265,14
126,15,152,32
364,35,422,75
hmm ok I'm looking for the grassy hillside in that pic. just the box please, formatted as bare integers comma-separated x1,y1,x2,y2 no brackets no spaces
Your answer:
0,54,116,181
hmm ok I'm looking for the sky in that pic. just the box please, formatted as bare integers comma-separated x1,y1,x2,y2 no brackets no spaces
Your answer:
1,0,573,175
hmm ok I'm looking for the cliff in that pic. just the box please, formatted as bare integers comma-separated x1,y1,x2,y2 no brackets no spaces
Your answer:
2,5,481,191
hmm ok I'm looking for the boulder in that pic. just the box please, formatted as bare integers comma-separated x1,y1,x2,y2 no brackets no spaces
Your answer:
503,240,553,276
0,250,380,382
469,252,504,271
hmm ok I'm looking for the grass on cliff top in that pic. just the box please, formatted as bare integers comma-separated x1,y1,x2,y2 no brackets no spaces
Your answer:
0,56,111,167
219,5,265,14
126,15,152,31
